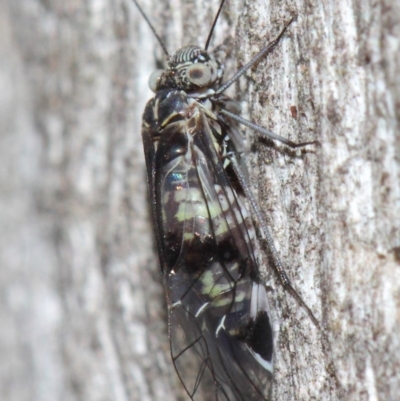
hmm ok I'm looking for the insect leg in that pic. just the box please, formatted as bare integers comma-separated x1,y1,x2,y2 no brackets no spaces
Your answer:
220,109,318,148
226,152,319,327
214,16,296,96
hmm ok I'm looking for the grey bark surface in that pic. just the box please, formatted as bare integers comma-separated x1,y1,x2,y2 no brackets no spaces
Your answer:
1,0,399,401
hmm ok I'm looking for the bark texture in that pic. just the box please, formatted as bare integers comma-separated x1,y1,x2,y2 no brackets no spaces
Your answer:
1,0,399,401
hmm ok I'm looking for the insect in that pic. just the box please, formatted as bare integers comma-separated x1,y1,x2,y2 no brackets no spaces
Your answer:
133,0,318,399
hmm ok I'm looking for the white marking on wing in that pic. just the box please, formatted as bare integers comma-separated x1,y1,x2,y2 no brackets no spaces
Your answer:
215,315,226,336
195,302,210,317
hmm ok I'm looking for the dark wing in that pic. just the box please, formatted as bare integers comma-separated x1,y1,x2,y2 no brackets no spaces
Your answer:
142,93,171,275
143,92,273,400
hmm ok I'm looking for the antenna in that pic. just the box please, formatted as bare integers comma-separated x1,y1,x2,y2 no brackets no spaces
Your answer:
131,0,169,57
205,0,227,50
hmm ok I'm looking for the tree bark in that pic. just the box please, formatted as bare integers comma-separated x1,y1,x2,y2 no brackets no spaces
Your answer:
1,0,399,401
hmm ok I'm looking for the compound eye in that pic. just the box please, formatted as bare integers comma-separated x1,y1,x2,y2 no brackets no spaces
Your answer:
186,64,212,87
148,69,164,92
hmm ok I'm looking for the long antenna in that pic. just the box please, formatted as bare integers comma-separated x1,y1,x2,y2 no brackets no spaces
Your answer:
205,0,227,50
131,0,169,57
